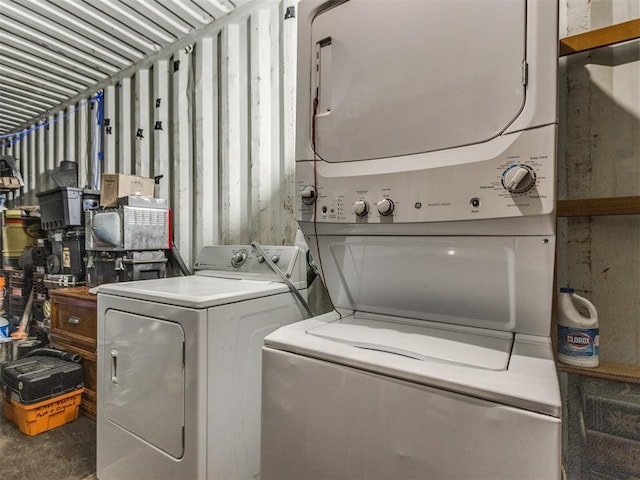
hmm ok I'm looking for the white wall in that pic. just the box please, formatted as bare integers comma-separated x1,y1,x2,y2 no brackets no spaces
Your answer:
4,0,298,268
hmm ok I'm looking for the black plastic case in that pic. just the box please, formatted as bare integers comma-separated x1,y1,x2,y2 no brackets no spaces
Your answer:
1,355,83,405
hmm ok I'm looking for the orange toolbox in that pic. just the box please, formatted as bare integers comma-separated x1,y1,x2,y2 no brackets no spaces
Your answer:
1,354,84,436
3,387,84,436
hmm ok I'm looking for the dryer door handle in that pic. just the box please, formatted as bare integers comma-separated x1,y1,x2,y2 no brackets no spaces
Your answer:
111,349,118,384
316,37,332,116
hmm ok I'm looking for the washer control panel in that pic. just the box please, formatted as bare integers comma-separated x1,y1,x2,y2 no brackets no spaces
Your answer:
297,125,556,224
194,245,298,279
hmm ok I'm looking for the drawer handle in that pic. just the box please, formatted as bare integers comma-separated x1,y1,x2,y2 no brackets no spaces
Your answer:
68,316,80,325
111,349,118,384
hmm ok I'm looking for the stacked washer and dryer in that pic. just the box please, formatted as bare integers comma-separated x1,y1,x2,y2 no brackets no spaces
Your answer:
261,1,562,479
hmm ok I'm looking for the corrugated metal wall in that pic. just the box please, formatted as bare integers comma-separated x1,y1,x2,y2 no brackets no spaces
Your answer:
1,0,298,268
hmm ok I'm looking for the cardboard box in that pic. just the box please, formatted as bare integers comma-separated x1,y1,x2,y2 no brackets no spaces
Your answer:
100,174,154,206
0,177,22,189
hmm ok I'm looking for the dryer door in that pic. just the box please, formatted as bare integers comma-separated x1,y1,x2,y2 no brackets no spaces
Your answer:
311,0,527,162
103,310,185,459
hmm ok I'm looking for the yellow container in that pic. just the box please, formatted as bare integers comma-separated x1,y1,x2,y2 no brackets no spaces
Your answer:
2,388,84,436
2,209,43,265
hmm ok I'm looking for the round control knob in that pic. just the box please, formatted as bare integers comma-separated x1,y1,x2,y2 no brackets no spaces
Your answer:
377,198,395,216
301,186,316,205
257,254,280,264
502,165,536,193
231,249,248,268
353,200,369,217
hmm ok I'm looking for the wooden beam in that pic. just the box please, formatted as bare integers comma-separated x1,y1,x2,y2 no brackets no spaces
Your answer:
558,361,640,384
557,196,640,217
559,18,640,56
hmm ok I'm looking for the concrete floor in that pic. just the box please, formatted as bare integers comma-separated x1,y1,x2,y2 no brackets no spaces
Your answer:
0,406,96,480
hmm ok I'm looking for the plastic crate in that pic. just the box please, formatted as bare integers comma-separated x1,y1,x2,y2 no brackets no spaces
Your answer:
2,388,83,436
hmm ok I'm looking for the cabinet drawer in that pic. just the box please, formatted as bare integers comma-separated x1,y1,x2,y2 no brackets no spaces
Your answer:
50,291,97,347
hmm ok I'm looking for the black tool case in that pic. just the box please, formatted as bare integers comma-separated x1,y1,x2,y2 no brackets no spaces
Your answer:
1,355,83,405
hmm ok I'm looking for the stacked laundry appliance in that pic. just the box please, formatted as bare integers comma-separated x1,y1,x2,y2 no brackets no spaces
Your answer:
261,1,562,479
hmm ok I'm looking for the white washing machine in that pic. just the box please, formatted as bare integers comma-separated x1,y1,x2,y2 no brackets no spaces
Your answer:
262,1,562,479
96,244,309,480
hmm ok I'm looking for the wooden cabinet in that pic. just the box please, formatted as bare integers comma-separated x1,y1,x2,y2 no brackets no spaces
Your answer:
49,286,98,420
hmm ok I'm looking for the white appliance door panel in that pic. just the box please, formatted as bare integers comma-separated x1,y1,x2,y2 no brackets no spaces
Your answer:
311,0,526,162
316,235,555,335
103,310,185,459
262,348,561,480
325,237,513,327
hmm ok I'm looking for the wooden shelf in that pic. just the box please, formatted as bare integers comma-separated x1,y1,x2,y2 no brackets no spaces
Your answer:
559,18,640,56
557,196,640,217
557,361,640,384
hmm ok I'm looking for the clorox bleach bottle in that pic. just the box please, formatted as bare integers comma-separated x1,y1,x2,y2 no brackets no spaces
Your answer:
557,287,599,367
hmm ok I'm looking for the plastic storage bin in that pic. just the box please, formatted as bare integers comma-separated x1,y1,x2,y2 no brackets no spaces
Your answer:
36,187,84,230
1,355,84,435
3,387,84,436
36,187,100,230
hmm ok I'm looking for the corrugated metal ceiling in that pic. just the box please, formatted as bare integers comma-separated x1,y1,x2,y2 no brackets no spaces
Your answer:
0,0,248,137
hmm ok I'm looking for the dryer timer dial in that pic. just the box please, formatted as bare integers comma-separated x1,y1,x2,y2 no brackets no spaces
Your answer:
231,249,248,268
502,165,536,194
301,186,316,205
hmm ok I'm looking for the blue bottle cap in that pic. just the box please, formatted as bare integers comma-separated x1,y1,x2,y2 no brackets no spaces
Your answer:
559,287,575,293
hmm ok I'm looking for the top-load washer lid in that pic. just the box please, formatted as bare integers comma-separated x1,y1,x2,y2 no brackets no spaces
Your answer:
265,311,561,417
310,0,526,162
306,315,513,371
98,275,290,309
98,244,307,308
